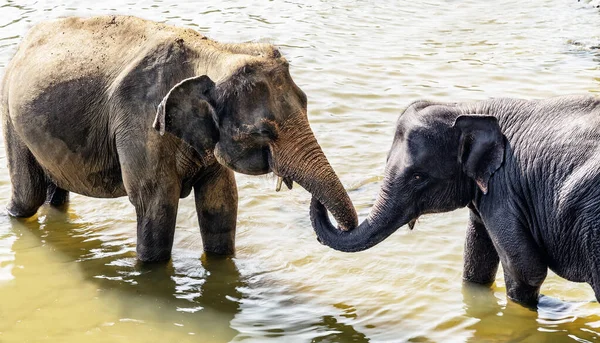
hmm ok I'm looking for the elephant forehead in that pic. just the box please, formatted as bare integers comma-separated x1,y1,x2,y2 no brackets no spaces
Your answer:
405,127,444,151
400,128,458,172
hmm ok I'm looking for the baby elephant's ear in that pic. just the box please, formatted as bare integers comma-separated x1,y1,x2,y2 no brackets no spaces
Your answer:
453,115,505,194
153,75,218,156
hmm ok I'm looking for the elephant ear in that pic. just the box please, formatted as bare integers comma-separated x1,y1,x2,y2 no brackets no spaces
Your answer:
153,75,219,158
453,115,505,194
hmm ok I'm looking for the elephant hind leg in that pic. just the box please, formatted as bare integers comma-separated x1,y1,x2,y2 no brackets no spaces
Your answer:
591,281,600,303
46,182,69,208
587,225,600,302
4,121,47,218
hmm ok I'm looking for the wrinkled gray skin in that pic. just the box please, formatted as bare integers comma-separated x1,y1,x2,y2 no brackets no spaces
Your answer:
1,15,357,262
312,95,600,307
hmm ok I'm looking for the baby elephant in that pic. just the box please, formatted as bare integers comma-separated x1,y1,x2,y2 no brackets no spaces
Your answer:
1,15,357,262
312,95,600,307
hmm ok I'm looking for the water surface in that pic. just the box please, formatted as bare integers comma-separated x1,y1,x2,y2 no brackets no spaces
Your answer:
1,0,600,342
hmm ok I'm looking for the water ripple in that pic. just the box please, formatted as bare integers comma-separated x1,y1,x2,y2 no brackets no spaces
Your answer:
0,0,599,342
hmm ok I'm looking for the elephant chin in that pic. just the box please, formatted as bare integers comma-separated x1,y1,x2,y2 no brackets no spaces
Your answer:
310,196,411,252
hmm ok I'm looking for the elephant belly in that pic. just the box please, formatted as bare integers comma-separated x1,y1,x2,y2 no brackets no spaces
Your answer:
43,158,126,198
35,142,125,198
12,112,127,198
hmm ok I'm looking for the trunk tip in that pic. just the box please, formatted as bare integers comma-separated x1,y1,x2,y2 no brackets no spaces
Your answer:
310,196,355,232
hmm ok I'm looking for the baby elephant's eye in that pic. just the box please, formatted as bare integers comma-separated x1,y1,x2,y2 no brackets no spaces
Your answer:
412,173,428,183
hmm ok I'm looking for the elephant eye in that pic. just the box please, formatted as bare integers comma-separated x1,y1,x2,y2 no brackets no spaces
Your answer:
412,173,428,183
249,128,276,139
250,130,268,136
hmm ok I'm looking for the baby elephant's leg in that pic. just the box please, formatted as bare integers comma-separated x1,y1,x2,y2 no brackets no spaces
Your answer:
500,237,548,308
463,210,500,285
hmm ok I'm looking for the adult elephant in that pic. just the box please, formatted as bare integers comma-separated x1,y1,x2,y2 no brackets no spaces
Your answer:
1,15,357,262
312,96,600,307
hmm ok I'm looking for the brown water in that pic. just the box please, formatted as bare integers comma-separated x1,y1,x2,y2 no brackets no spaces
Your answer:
1,1,600,342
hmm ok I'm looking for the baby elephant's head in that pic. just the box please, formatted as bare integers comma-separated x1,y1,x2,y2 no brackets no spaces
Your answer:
310,101,505,252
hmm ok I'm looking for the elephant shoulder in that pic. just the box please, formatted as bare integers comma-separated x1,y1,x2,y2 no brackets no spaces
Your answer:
107,33,199,116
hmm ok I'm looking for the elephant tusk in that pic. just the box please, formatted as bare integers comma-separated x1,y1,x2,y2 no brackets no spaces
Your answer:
276,176,283,192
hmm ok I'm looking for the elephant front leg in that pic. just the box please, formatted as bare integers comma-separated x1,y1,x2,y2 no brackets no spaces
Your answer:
463,209,500,285
503,268,545,309
194,165,238,256
130,185,180,263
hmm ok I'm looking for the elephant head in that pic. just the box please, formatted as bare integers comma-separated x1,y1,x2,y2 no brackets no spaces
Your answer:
153,58,358,231
310,101,505,251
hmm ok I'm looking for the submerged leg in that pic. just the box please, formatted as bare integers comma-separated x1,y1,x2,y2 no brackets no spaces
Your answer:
588,226,600,302
504,268,545,309
498,235,547,308
463,209,500,285
4,120,47,217
117,134,181,263
129,181,180,263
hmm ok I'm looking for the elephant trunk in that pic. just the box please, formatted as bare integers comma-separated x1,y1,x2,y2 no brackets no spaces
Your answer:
270,118,358,231
310,176,410,252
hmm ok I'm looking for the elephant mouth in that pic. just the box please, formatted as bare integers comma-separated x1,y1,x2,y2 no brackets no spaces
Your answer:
408,218,417,230
268,150,294,191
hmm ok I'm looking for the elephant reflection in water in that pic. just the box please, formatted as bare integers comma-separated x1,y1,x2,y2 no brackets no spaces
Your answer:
5,207,369,341
311,315,370,343
6,207,243,340
459,283,600,342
